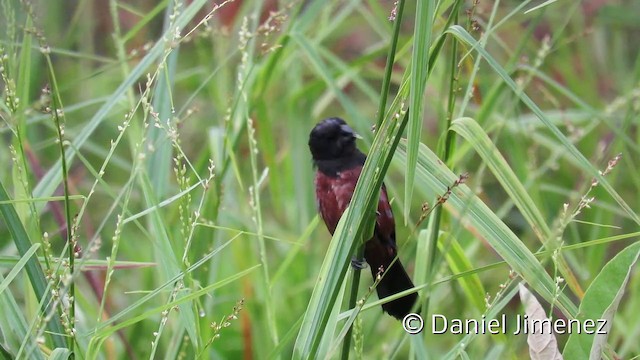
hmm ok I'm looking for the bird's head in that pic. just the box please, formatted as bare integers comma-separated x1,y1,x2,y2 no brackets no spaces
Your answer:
308,117,361,161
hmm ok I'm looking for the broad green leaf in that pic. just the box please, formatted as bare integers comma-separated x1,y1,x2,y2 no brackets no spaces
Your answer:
563,242,640,360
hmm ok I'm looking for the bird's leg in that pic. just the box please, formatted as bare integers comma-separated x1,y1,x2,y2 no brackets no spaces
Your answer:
350,257,368,270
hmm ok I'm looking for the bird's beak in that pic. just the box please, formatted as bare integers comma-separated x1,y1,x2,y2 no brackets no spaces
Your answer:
340,124,362,139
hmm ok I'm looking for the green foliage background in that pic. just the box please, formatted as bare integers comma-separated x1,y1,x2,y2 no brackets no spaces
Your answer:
1,0,639,358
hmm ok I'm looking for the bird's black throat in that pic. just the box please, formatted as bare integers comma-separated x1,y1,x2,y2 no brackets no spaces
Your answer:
314,151,366,177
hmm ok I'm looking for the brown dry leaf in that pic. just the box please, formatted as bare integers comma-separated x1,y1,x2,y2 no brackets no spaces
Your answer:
519,283,563,360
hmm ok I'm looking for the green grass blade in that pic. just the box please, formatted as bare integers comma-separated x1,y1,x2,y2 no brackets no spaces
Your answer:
291,33,365,124
0,256,154,269
437,233,486,312
86,264,260,358
106,265,259,334
450,117,583,296
32,0,211,203
47,348,72,360
445,25,640,226
0,243,39,296
443,285,520,359
0,181,66,348
293,205,355,360
146,1,180,199
137,170,200,351
405,0,435,221
0,273,45,360
450,117,552,241
395,140,578,317
374,0,405,130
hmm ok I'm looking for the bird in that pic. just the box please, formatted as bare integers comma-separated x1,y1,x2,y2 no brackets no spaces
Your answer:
308,117,418,320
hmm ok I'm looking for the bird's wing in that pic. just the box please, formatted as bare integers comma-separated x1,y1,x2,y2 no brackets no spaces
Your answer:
375,184,397,249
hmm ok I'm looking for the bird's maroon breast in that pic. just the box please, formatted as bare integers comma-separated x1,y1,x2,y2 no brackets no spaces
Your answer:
315,166,396,240
314,167,362,234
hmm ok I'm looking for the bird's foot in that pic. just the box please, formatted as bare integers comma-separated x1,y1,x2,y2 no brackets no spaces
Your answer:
351,257,368,270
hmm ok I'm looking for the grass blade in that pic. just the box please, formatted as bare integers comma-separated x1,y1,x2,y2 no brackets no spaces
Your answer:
446,25,640,226
32,0,212,203
0,181,66,348
395,140,578,316
405,0,435,221
0,272,45,360
450,117,583,296
0,243,39,295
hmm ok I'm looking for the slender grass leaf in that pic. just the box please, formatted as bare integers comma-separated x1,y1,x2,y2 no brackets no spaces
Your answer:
450,117,583,296
0,256,154,269
444,285,520,359
438,233,486,312
445,25,640,226
291,33,366,125
451,117,552,241
86,264,260,358
47,348,71,360
33,0,212,203
405,0,435,221
0,273,45,360
146,1,180,199
0,343,12,360
0,181,66,348
0,244,39,296
395,140,577,316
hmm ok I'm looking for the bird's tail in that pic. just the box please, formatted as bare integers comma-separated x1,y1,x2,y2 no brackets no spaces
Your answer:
370,259,418,320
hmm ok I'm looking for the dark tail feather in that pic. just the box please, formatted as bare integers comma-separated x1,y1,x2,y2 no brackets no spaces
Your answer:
371,259,418,320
